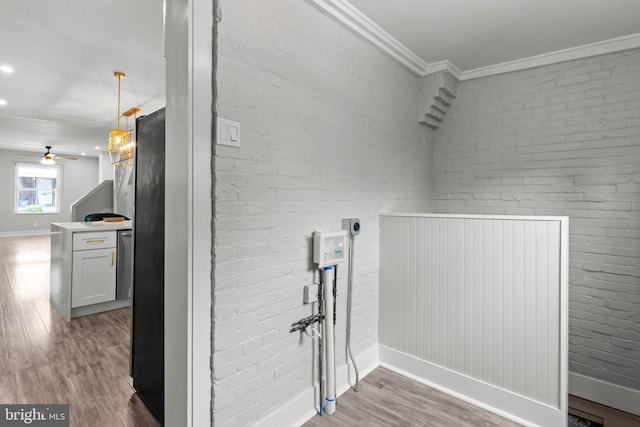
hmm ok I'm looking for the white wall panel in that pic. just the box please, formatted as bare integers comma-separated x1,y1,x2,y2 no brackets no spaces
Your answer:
380,213,568,427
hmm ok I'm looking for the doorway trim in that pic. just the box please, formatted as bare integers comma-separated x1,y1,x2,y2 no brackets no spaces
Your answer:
165,0,213,425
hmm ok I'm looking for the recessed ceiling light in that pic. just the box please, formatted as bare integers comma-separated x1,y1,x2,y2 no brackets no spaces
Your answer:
0,99,7,106
0,65,14,74
81,152,86,156
95,146,101,150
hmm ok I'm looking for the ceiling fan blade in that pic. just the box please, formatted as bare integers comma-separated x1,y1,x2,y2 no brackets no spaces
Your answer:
16,147,77,161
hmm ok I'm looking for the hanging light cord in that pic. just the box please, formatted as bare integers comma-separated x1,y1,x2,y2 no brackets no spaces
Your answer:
346,234,360,391
117,75,122,127
114,71,126,128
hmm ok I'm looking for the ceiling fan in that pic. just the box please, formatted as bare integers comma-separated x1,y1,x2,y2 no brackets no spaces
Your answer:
18,146,78,164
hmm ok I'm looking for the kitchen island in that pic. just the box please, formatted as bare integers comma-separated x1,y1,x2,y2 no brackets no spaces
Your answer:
50,221,133,321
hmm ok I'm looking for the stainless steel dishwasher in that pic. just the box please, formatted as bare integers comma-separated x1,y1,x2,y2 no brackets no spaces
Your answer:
117,230,133,299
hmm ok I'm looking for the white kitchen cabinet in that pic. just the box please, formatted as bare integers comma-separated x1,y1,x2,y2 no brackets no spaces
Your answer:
71,231,117,308
71,246,116,308
50,223,132,321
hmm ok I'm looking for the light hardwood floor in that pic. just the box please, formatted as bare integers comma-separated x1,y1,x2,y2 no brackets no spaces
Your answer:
303,366,521,427
0,234,158,426
304,367,640,427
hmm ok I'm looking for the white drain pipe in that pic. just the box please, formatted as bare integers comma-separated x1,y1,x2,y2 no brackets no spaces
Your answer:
322,265,336,415
313,230,346,416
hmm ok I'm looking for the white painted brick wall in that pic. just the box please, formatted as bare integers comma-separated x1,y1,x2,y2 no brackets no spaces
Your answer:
215,1,432,424
432,49,640,392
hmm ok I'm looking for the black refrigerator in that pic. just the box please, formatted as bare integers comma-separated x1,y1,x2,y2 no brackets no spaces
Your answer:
132,107,165,424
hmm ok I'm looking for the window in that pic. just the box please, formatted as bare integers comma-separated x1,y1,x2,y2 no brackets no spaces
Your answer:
15,163,62,214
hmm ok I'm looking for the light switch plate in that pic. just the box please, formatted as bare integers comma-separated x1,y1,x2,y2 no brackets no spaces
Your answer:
217,118,241,147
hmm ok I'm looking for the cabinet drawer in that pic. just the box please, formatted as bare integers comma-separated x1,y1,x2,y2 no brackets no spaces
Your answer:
73,231,117,250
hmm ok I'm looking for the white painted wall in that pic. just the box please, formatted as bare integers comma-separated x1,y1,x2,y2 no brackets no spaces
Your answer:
431,49,640,395
0,149,98,234
212,4,640,424
214,0,433,424
165,0,189,424
98,151,114,182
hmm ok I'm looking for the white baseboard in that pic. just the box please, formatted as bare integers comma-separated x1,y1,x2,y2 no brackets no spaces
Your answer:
255,342,379,427
0,230,50,236
379,345,566,427
71,298,132,318
569,372,640,417
255,386,317,427
256,345,613,427
335,342,379,397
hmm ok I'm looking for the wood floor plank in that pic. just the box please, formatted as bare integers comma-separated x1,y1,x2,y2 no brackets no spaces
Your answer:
0,235,159,427
115,392,163,427
304,367,522,427
11,367,47,404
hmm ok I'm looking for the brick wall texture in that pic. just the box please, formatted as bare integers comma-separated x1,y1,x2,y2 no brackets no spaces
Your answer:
432,50,640,391
215,0,432,424
216,0,640,424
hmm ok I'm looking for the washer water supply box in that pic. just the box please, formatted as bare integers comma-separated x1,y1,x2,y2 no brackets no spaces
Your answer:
313,230,347,268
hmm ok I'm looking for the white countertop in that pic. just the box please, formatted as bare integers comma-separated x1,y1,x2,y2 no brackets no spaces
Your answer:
52,221,133,231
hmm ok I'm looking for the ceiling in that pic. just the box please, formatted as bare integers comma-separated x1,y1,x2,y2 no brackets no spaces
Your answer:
2,1,640,159
348,0,640,72
0,0,165,158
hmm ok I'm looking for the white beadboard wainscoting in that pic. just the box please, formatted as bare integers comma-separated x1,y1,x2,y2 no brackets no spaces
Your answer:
379,213,569,427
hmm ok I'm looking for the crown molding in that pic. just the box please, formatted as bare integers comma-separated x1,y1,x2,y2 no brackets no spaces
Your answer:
424,60,462,80
307,1,640,82
461,33,640,80
305,0,429,75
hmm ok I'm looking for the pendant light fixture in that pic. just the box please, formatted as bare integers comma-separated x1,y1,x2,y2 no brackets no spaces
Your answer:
107,71,139,166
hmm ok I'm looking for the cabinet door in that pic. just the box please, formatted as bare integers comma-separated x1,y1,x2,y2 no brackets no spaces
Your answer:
72,248,116,308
